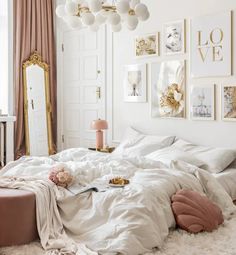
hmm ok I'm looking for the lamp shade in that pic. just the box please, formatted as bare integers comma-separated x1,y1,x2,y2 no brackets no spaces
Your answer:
91,119,108,130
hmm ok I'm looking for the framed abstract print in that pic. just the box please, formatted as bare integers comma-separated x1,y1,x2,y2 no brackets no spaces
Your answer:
222,85,236,121
163,20,185,55
135,33,159,57
123,64,147,103
151,60,186,118
190,11,232,77
190,84,215,121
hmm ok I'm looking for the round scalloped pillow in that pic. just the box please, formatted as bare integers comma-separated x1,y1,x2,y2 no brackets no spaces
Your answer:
171,189,224,233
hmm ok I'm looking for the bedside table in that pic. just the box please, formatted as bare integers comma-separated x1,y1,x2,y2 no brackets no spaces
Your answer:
88,147,115,153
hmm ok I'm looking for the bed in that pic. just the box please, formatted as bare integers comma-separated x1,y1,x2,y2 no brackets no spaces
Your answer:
0,127,236,255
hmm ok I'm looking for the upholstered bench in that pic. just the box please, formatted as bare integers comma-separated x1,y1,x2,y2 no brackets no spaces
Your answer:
0,188,38,246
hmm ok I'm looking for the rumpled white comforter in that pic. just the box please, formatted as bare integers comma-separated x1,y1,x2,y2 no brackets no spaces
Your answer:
0,148,235,255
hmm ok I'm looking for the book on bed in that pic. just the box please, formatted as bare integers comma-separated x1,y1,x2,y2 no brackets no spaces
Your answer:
67,182,109,195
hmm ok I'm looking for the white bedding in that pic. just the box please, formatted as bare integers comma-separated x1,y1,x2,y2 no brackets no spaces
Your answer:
0,148,235,255
214,168,236,201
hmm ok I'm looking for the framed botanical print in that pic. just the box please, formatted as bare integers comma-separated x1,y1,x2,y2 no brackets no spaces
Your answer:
151,60,186,118
190,84,215,121
123,64,147,103
163,20,185,55
190,11,232,77
135,33,159,57
222,85,236,121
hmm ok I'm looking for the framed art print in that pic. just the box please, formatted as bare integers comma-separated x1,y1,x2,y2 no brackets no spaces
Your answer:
123,64,147,103
151,60,186,118
222,85,236,121
190,11,232,77
135,33,159,57
163,20,185,55
190,84,215,121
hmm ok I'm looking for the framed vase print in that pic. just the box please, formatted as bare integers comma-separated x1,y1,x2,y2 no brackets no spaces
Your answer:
163,20,185,55
190,84,215,121
222,85,236,121
151,60,186,118
135,33,159,57
190,11,232,78
123,64,147,103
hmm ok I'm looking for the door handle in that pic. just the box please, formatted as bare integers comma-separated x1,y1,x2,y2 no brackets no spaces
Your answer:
96,87,101,99
31,99,34,110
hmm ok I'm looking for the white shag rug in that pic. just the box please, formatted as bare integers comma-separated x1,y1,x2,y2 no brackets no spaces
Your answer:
1,216,236,255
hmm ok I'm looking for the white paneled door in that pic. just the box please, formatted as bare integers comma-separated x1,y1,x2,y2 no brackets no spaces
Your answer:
61,27,106,149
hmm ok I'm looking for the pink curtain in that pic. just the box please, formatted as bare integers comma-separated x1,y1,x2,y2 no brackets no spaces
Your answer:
14,0,57,159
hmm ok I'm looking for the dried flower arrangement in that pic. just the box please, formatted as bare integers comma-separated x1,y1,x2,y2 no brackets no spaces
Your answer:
49,165,73,188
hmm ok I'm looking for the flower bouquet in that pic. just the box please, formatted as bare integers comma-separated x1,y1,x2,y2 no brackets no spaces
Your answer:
49,165,73,188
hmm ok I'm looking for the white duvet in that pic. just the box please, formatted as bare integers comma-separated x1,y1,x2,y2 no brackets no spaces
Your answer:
0,148,235,255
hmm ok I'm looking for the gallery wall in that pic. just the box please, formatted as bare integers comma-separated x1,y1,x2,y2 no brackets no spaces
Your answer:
111,0,236,148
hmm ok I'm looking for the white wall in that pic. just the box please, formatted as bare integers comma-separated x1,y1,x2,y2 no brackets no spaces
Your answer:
111,0,236,148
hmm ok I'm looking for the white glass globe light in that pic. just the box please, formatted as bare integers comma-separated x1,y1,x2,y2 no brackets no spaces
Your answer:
64,16,82,29
130,0,140,9
100,9,110,18
108,12,121,26
95,13,107,25
138,10,150,21
127,15,138,30
112,23,122,32
127,23,138,30
82,12,95,25
56,5,66,18
89,0,102,13
134,3,148,17
116,1,130,14
65,1,78,15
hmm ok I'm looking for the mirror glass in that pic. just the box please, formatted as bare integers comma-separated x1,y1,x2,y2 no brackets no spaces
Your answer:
23,52,53,156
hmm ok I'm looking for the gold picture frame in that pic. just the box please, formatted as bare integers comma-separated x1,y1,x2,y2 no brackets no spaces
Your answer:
221,85,236,122
163,19,186,56
23,52,54,155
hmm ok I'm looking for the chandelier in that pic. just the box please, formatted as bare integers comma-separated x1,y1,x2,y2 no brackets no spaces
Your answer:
56,0,150,32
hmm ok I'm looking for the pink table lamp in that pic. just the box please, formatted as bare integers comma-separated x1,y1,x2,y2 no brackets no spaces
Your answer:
91,119,108,150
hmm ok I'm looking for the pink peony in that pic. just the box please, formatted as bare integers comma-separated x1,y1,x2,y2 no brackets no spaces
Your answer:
49,165,73,188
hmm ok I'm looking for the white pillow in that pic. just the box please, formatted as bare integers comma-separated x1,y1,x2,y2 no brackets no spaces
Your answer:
229,159,236,169
113,127,175,157
214,167,236,201
145,147,205,167
172,139,236,173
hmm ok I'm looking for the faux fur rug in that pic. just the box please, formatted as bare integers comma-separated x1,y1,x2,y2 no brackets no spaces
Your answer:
1,217,236,255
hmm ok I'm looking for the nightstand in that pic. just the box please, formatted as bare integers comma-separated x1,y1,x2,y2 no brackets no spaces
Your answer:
88,147,115,153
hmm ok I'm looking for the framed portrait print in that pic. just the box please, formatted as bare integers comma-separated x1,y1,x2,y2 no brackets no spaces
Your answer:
123,64,147,103
190,11,232,78
163,20,185,55
135,33,159,57
222,85,236,121
190,84,215,121
151,60,186,118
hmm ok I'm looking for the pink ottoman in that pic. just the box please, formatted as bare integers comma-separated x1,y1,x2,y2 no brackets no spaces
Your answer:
0,188,39,247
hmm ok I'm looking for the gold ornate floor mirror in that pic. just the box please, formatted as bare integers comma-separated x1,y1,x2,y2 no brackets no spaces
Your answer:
23,52,54,156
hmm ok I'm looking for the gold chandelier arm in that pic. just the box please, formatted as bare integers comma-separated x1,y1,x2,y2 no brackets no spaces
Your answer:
76,4,134,16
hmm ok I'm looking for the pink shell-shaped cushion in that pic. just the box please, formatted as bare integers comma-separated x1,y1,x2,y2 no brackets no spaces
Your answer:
171,189,224,233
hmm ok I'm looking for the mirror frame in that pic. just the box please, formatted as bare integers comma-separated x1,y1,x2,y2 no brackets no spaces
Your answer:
23,52,54,155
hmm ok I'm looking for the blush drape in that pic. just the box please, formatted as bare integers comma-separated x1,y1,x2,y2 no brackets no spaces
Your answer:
14,0,57,159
